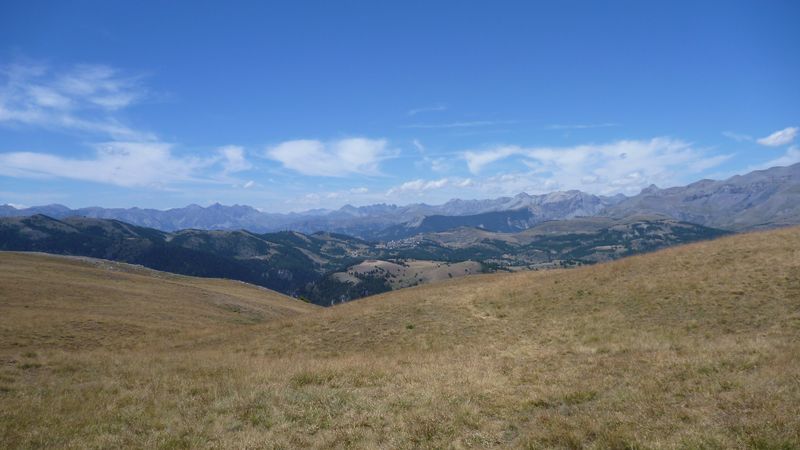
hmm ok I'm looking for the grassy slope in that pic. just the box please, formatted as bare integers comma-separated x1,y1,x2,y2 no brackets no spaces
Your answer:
0,253,317,350
2,228,800,448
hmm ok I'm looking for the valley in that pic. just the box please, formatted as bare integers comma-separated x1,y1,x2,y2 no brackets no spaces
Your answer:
0,213,728,306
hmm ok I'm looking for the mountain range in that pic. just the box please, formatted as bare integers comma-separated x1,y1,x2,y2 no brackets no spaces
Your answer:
0,163,797,305
2,163,798,237
0,191,624,238
605,163,800,230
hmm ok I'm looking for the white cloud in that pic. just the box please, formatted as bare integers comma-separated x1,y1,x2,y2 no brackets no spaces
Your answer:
386,177,471,195
400,178,447,192
265,137,392,177
429,157,451,173
688,153,734,172
218,145,251,174
460,138,731,195
464,145,523,174
287,186,375,208
0,62,257,191
28,85,72,109
757,127,798,147
57,64,144,110
411,139,453,173
456,178,474,188
753,146,800,170
0,62,149,139
0,142,213,187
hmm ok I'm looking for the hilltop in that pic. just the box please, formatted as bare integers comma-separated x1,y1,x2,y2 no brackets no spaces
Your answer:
1,227,798,448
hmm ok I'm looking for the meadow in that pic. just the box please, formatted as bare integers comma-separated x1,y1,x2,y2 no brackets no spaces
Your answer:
1,227,799,449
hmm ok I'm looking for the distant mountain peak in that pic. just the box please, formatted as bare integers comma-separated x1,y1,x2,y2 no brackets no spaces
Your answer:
605,163,800,230
2,163,798,235
640,184,661,194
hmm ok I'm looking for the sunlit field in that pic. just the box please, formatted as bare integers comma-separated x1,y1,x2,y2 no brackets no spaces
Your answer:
2,227,799,448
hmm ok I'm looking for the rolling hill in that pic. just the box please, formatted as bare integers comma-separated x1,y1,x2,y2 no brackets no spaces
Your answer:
0,252,316,351
1,227,798,448
0,214,373,304
0,214,730,305
380,215,730,268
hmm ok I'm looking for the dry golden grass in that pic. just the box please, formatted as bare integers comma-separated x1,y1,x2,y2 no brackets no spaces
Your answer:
1,227,800,449
0,253,317,352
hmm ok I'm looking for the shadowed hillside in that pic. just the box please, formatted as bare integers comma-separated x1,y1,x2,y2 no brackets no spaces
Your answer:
1,228,799,448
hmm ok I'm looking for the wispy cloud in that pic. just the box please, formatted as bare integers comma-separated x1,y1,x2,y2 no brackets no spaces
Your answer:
407,103,447,116
751,145,800,170
0,61,151,140
288,186,374,208
722,131,753,142
387,178,447,195
0,141,215,187
386,177,472,196
460,138,732,195
463,146,521,174
264,137,393,177
757,127,798,147
0,61,253,189
411,139,453,173
218,145,252,175
412,139,426,153
545,123,619,130
402,120,518,129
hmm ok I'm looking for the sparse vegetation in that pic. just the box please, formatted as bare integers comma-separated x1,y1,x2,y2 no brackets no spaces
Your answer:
1,226,799,448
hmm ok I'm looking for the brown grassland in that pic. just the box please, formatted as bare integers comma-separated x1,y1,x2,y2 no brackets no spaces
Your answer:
1,227,799,449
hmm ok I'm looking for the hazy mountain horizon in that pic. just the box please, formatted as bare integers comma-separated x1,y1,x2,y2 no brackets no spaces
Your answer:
3,162,798,237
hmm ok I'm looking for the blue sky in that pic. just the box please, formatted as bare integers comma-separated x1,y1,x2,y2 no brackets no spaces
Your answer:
0,1,798,212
